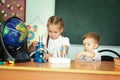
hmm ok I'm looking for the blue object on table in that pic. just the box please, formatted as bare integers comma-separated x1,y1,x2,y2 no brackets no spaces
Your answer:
0,61,2,65
34,39,46,63
2,17,27,50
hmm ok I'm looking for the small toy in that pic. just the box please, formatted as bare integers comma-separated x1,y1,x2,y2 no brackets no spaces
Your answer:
34,36,46,63
0,60,14,65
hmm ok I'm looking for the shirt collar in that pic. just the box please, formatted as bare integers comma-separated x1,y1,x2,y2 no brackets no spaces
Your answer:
49,35,62,41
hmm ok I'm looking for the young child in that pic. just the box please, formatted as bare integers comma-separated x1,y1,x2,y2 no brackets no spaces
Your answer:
28,16,70,60
76,32,101,61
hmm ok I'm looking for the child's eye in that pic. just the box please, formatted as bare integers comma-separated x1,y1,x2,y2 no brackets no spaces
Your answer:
55,32,57,33
53,31,57,34
88,44,91,46
49,31,51,32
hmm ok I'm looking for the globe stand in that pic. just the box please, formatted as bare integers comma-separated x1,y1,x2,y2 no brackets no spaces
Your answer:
0,29,15,61
0,17,31,63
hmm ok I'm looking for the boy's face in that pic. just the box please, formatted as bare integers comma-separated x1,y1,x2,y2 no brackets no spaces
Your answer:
48,24,63,40
83,38,98,52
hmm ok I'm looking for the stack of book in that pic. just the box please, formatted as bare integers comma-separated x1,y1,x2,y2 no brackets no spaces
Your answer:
114,58,120,71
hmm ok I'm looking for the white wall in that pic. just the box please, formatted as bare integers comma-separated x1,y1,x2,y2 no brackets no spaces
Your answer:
26,0,55,25
26,0,55,45
68,44,120,60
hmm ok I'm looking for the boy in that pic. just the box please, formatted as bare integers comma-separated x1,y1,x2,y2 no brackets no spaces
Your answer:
76,32,101,61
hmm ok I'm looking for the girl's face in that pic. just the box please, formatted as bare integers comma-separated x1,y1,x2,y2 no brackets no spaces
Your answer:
48,24,63,40
83,38,98,52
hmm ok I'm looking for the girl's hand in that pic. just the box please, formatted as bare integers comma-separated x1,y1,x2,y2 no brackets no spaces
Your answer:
43,54,50,60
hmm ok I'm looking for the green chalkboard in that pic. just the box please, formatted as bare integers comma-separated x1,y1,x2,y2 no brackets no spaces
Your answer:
55,0,120,46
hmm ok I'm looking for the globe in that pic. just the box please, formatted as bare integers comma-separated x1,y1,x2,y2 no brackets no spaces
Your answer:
2,17,28,50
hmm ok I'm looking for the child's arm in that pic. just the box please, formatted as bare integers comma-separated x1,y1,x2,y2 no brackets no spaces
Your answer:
43,45,69,60
61,37,70,55
28,41,38,53
76,51,95,60
61,45,69,55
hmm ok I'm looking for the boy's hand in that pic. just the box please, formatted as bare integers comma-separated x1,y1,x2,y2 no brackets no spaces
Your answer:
76,53,80,60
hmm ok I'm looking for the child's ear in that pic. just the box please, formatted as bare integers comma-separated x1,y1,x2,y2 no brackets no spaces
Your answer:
95,43,99,49
61,28,63,33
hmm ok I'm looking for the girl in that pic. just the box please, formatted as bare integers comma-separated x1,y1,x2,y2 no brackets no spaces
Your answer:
29,16,70,60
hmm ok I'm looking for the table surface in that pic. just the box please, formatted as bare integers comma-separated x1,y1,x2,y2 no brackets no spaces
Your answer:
0,59,120,75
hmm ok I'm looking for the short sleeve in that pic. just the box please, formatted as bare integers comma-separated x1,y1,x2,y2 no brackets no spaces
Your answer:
62,37,70,47
92,49,101,61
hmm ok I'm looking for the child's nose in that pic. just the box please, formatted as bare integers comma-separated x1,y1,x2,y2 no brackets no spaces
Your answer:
84,45,88,48
51,33,54,36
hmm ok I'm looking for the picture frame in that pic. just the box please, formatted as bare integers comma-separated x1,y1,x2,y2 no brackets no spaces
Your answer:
0,0,26,22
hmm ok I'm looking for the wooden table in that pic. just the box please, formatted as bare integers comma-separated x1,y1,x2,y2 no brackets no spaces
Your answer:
0,60,120,80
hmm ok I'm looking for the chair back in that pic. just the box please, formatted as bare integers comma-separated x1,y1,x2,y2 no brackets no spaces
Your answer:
98,49,120,61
